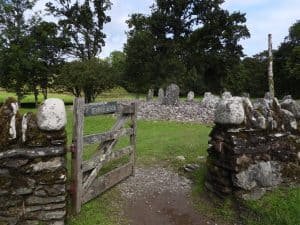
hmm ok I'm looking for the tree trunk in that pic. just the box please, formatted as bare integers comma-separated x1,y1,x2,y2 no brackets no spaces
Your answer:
34,88,39,108
268,34,275,97
42,87,48,100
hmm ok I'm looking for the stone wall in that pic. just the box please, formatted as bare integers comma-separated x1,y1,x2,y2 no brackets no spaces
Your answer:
206,94,300,200
0,98,67,225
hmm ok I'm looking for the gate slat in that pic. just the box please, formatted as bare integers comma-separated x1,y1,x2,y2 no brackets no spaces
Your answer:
71,98,84,214
83,128,133,145
84,102,118,116
81,114,129,192
82,162,133,204
82,146,134,172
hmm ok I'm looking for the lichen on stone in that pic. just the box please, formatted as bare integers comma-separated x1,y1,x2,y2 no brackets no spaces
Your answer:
0,98,22,151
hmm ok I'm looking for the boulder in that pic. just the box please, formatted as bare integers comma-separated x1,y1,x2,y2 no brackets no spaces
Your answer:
37,99,67,131
164,84,180,105
187,91,194,102
281,98,300,119
214,97,245,125
234,161,282,190
280,109,298,130
282,95,292,101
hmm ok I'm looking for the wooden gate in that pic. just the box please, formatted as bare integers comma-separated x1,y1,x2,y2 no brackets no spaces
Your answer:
71,98,137,214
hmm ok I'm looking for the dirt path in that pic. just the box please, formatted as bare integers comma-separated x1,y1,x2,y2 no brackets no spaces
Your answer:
118,166,219,225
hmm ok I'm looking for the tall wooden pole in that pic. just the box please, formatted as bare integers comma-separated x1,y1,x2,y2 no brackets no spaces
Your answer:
268,34,275,97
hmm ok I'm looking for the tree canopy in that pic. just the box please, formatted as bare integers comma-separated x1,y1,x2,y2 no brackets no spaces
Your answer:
57,58,115,103
124,0,250,94
0,0,38,102
46,0,112,60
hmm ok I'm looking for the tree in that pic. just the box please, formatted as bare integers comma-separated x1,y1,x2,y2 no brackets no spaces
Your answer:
57,58,114,103
0,0,38,102
224,52,268,97
124,0,249,94
274,20,300,98
46,0,112,61
29,21,70,101
106,51,126,87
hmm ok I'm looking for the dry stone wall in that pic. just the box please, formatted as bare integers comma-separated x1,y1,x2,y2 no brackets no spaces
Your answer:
0,98,67,225
206,94,300,200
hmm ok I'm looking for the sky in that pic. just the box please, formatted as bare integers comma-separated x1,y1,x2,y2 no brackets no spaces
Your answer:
34,0,300,58
99,0,299,58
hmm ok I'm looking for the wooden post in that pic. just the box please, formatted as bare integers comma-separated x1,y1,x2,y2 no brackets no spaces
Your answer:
268,34,275,97
130,102,137,176
71,97,84,214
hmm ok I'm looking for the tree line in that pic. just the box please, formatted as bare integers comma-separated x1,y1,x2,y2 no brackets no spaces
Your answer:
0,0,299,105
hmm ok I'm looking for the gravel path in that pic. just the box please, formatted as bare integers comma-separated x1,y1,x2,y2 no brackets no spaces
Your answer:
118,166,221,225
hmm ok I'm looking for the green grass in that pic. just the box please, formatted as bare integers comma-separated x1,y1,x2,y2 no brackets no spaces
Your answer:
244,188,300,225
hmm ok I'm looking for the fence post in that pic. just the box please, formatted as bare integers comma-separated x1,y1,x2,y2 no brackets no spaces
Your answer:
72,97,85,214
130,102,137,176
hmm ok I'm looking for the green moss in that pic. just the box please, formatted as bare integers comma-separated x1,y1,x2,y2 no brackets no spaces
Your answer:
23,112,66,148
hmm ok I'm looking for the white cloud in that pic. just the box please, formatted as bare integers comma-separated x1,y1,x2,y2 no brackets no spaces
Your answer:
100,0,154,58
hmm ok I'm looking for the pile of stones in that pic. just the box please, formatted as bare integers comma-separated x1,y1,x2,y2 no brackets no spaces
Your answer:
139,84,220,123
0,98,67,225
137,101,215,123
206,93,300,200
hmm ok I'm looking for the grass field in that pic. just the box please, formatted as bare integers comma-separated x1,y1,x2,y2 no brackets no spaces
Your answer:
3,90,300,225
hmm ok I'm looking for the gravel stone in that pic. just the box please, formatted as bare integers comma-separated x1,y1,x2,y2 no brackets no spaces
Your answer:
118,167,192,200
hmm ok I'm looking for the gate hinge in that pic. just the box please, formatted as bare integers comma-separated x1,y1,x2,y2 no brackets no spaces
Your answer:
69,144,76,153
68,182,76,195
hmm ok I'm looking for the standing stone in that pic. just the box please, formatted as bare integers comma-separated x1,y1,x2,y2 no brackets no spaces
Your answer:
201,92,220,109
187,91,195,102
146,89,154,101
37,98,67,131
164,84,180,106
222,91,232,99
157,88,164,104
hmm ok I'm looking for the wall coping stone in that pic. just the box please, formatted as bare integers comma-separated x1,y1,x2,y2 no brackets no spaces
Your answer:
0,146,65,159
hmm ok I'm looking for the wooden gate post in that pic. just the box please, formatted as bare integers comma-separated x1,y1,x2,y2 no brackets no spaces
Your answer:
71,98,84,214
268,33,275,97
130,102,137,176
